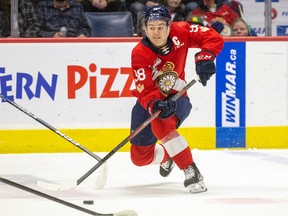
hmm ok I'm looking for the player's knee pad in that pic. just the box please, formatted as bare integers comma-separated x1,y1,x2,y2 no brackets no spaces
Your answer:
130,144,155,166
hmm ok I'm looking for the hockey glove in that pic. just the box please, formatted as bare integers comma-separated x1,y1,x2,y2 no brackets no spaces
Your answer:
195,50,216,86
153,100,177,119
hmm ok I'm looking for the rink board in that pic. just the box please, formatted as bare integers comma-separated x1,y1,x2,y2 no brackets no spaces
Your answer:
0,37,287,153
0,126,287,153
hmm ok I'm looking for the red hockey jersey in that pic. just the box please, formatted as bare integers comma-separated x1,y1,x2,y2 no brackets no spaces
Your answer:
131,21,224,110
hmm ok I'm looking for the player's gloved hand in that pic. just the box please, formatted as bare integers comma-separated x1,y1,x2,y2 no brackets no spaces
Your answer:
210,21,224,34
195,50,216,86
153,99,177,119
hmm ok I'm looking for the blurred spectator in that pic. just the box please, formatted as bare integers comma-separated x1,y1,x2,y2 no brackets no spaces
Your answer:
230,17,257,37
137,15,145,36
0,0,39,37
183,0,242,14
30,0,42,9
80,0,121,12
128,0,160,34
36,0,91,38
187,0,242,36
160,0,188,21
182,0,199,13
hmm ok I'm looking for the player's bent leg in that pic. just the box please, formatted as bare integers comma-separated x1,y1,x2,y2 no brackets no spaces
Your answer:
130,143,170,167
130,144,156,166
162,135,193,169
152,118,179,177
161,134,207,193
130,100,159,166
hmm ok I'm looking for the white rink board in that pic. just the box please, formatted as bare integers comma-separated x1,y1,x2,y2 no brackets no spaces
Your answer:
0,42,138,129
0,40,287,129
245,42,288,126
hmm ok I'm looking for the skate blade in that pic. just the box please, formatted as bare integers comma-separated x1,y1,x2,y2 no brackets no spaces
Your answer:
186,181,207,193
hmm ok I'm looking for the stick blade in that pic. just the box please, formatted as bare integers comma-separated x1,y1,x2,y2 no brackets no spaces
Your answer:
95,163,108,189
37,163,108,191
37,180,77,191
113,210,138,216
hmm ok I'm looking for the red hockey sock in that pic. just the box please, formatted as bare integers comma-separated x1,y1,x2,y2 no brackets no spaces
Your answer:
171,147,193,170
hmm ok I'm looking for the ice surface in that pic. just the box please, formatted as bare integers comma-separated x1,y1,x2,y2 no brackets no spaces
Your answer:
0,149,288,216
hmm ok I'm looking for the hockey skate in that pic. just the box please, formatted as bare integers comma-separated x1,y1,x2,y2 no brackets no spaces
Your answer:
184,163,207,193
159,158,175,177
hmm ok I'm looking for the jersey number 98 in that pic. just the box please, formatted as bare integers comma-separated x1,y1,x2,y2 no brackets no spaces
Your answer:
134,68,146,82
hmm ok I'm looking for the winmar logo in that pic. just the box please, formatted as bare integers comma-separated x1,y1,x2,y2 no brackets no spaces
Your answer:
221,49,240,127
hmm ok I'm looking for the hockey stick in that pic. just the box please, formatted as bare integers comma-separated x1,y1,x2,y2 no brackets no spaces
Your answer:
0,93,107,191
0,176,137,216
74,78,198,186
37,78,198,190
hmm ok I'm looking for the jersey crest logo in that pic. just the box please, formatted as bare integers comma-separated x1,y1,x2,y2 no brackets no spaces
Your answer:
156,62,178,96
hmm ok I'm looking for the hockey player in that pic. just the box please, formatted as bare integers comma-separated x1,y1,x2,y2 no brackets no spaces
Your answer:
130,5,224,193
